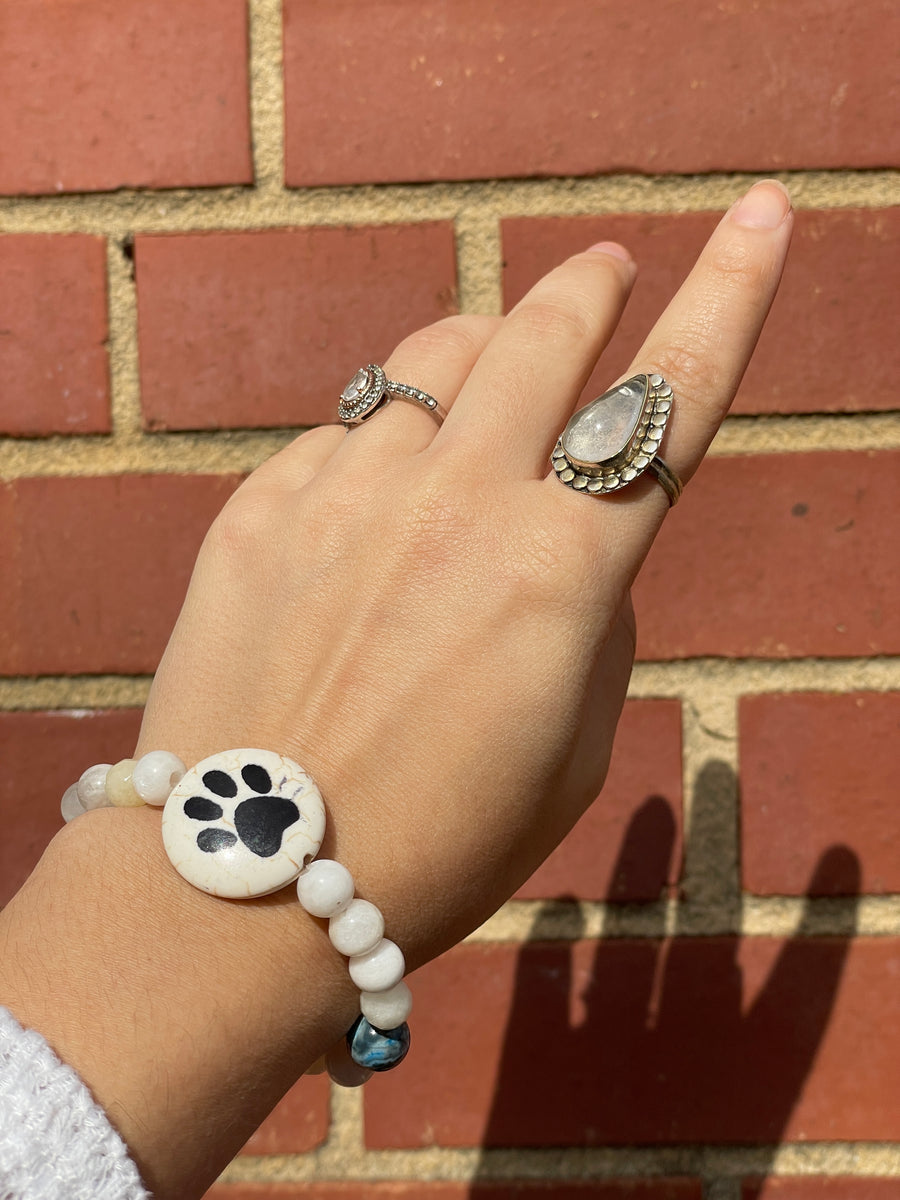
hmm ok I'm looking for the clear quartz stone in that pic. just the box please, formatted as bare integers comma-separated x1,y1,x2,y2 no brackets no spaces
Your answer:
341,368,369,401
561,376,648,467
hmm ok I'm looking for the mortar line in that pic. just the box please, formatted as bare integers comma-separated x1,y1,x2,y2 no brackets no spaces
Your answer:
247,0,286,194
1,658,896,712
1,413,898,481
0,170,896,236
216,1141,900,1184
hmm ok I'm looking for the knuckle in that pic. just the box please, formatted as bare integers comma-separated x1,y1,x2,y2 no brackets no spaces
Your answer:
647,331,727,410
207,487,280,561
512,294,595,348
388,314,498,376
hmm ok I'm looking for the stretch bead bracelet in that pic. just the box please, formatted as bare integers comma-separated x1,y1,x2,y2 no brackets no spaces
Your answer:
61,747,412,1086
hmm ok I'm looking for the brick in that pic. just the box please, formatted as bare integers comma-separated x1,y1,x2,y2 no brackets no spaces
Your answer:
517,700,682,902
206,1184,702,1200
740,692,900,896
135,225,458,431
364,938,900,1146
743,1183,900,1200
502,208,900,415
0,0,251,195
283,0,899,186
0,236,110,435
237,1074,329,1156
633,451,900,659
0,475,239,675
0,708,142,907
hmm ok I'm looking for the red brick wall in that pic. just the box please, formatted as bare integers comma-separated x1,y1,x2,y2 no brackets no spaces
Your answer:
1,2,897,1197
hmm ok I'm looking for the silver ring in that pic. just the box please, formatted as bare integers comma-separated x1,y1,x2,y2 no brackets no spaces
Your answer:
551,373,683,507
339,364,447,428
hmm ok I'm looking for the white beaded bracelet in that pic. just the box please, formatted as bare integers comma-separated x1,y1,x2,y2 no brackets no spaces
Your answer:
62,747,412,1086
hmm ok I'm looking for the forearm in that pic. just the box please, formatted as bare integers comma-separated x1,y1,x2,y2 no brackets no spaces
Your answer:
0,804,358,1199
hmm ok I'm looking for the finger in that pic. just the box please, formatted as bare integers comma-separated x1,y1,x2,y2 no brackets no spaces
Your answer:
342,314,502,457
543,180,793,521
441,243,637,474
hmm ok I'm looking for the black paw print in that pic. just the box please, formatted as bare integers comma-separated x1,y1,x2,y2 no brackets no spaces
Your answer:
184,763,300,858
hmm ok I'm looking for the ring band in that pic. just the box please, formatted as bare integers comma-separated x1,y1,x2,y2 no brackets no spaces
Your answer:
551,373,683,507
339,364,446,427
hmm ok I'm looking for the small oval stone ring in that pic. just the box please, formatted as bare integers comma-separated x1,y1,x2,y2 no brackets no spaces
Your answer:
551,373,683,506
339,364,447,428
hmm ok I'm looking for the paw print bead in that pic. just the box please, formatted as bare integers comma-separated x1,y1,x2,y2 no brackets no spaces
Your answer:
161,749,325,899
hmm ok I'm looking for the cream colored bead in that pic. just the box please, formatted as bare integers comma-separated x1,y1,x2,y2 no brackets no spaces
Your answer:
106,758,143,807
61,784,85,823
329,898,384,957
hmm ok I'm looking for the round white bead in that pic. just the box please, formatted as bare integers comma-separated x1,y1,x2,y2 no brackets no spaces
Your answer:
61,784,85,823
360,980,413,1030
329,898,384,957
348,938,405,992
296,859,355,918
133,751,186,806
76,763,113,810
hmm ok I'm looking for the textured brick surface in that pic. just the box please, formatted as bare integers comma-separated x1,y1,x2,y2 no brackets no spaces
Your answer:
136,225,458,430
238,1074,329,1156
517,700,682,902
502,208,900,415
0,709,142,908
365,936,900,1146
0,236,110,435
0,475,239,675
743,1183,900,1199
0,0,251,195
740,692,900,896
633,452,899,660
206,1183,702,1200
283,0,899,186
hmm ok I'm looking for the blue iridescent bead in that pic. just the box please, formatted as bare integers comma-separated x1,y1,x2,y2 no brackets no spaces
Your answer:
347,1014,411,1072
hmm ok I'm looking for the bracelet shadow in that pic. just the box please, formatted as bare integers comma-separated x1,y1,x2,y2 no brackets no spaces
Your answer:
469,758,861,1193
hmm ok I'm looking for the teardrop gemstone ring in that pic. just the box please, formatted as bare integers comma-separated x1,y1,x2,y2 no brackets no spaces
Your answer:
339,364,447,428
551,373,683,506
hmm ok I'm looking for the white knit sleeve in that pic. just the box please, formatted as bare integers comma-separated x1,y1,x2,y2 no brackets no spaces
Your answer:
0,1005,150,1200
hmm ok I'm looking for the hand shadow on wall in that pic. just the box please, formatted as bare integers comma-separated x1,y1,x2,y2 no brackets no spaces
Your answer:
473,759,861,1175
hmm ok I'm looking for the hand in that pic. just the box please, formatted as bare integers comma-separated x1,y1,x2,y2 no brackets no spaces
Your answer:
138,179,793,968
0,180,792,1198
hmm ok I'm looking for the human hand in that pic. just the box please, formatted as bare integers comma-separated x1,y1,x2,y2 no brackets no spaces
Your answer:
137,179,793,970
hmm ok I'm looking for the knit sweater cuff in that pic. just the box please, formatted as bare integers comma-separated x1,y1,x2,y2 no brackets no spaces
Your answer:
0,1004,150,1199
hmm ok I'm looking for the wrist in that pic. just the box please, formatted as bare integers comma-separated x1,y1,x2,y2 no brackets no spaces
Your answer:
0,804,356,1198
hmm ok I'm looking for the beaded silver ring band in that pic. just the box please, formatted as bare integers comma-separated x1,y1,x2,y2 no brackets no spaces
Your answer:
552,372,683,506
62,748,412,1087
339,363,446,428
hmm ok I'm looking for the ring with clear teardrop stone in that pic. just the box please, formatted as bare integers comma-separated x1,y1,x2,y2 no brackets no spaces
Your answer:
339,364,447,428
551,373,684,506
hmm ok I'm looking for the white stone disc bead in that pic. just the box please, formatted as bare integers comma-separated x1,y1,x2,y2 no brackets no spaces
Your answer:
133,751,187,806
296,859,355,918
348,938,405,993
329,898,385,957
61,784,85,823
360,980,413,1030
76,763,113,810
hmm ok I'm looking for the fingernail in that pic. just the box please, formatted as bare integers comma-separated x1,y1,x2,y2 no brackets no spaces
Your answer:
587,240,634,265
730,180,792,229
